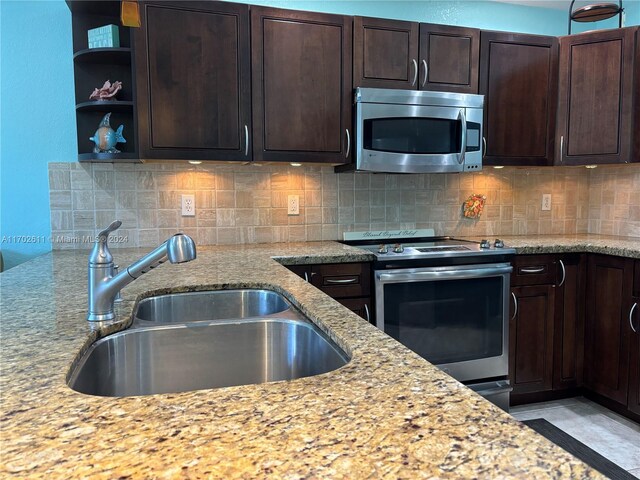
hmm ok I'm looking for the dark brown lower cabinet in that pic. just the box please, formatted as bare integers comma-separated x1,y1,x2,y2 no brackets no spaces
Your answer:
510,284,556,395
629,300,640,415
584,255,634,405
284,262,373,323
553,254,586,390
335,297,372,322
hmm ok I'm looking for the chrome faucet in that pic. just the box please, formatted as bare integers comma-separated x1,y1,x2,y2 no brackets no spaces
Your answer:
87,221,197,322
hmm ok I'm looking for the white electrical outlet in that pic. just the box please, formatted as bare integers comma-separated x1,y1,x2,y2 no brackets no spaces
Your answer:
287,195,300,215
181,194,195,216
542,194,551,211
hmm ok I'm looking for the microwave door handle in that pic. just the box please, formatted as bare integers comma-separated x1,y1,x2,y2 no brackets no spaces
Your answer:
458,109,467,164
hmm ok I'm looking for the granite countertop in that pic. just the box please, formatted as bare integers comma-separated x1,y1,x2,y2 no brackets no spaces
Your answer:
0,238,616,479
476,234,640,259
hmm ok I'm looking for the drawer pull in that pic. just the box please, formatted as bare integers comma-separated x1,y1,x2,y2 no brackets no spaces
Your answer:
303,272,309,282
326,277,358,284
630,303,638,334
520,267,545,274
511,292,518,321
558,260,566,287
364,303,370,322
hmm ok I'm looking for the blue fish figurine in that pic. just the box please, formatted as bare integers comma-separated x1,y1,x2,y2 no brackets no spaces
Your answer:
89,112,126,153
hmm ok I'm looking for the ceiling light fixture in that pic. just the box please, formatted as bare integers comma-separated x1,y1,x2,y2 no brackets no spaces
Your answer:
568,0,623,34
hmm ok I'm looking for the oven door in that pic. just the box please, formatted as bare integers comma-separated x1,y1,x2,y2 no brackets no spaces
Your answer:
375,263,511,382
356,102,482,174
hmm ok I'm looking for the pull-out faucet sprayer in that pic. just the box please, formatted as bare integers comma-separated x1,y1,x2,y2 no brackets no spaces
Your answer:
87,221,197,322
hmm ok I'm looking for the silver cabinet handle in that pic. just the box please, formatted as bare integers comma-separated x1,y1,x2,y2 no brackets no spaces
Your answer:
511,292,518,321
521,267,545,274
559,135,564,164
421,59,428,87
458,109,467,164
244,125,249,156
303,271,309,282
630,303,638,333
558,260,566,287
364,303,370,322
411,59,418,87
482,136,487,158
325,277,358,284
345,129,351,158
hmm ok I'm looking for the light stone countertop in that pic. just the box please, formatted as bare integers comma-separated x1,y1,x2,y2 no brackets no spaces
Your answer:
2,237,629,479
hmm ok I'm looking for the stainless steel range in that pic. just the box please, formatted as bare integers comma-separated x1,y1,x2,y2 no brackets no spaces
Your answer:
343,229,516,411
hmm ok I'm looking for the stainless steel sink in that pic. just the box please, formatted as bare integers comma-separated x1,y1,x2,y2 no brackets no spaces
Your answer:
68,289,349,397
133,289,292,325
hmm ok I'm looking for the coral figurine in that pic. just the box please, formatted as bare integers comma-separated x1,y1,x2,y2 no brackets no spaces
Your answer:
89,80,122,101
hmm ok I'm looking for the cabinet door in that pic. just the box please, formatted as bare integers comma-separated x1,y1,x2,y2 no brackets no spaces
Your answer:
509,284,555,395
553,254,586,390
134,1,251,161
419,24,479,94
285,264,310,281
479,32,559,166
557,27,636,166
584,255,633,404
629,297,640,415
353,17,419,89
336,297,373,323
251,7,352,163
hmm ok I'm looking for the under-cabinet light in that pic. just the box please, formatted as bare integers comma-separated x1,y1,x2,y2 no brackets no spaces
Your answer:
290,163,302,167
493,166,505,169
585,165,598,169
188,161,202,165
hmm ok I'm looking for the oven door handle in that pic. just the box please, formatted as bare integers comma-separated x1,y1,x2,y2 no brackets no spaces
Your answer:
377,265,513,283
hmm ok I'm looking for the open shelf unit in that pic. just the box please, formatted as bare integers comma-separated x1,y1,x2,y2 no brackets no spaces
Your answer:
67,0,140,162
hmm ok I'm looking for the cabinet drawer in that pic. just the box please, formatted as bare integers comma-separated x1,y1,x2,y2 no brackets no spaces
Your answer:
310,263,371,298
511,255,557,286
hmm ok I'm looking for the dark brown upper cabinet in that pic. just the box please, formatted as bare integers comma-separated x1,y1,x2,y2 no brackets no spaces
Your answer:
557,27,637,166
134,1,251,161
419,24,480,94
251,7,352,164
635,29,640,162
480,32,559,167
354,17,479,94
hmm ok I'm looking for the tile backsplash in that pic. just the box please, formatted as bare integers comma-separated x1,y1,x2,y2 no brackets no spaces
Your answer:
48,162,640,250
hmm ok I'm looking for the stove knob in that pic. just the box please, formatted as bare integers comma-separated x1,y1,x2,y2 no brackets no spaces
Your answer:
480,239,491,249
378,244,388,254
494,239,505,248
393,243,404,253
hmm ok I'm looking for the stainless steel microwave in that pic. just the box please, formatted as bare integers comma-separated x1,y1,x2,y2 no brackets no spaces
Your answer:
346,88,484,174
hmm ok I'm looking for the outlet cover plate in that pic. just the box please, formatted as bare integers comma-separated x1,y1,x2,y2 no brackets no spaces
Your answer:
288,195,299,215
542,194,551,211
181,194,195,217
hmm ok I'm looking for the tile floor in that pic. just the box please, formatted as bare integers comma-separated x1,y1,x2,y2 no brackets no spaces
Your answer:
511,397,640,478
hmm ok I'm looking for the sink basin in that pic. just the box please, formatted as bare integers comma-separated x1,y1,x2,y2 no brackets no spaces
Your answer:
133,289,292,324
68,288,349,397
